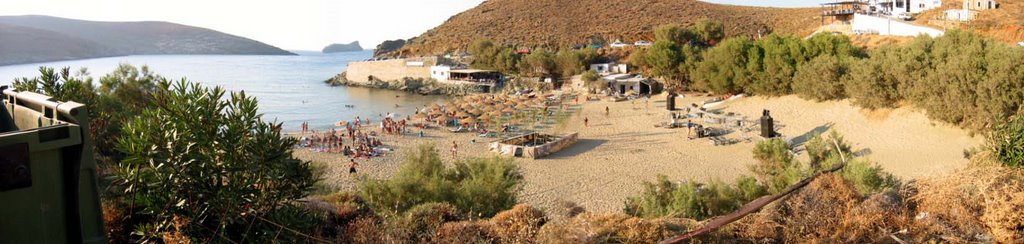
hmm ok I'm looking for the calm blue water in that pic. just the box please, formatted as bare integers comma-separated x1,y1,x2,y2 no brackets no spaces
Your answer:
0,50,448,131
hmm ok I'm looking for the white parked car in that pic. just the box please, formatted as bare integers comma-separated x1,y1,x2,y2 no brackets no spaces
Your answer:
634,40,653,46
896,12,913,21
610,40,630,48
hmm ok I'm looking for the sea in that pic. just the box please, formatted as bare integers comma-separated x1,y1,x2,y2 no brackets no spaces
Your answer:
0,50,449,132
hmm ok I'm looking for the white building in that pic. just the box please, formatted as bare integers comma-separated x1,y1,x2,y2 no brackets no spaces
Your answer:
590,63,628,74
866,0,941,15
944,9,978,21
890,0,942,15
600,74,653,95
430,65,451,82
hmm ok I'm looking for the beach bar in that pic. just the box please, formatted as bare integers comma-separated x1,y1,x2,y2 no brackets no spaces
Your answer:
491,132,578,159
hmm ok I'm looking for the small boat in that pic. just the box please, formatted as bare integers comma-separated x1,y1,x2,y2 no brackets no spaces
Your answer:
344,104,355,108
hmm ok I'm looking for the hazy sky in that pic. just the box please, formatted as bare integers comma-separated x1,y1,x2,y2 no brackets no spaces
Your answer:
0,0,830,51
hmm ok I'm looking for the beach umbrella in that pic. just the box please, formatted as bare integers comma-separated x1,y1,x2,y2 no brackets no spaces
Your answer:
461,117,477,124
460,103,475,110
437,115,452,124
469,108,484,115
413,113,428,120
430,103,442,110
429,110,444,116
515,103,530,110
502,107,516,114
455,111,471,118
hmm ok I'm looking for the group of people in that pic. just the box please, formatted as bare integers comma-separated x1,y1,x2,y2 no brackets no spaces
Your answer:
297,120,385,159
379,115,409,136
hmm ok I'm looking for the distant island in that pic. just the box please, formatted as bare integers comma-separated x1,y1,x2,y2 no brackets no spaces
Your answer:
0,15,295,66
322,41,364,53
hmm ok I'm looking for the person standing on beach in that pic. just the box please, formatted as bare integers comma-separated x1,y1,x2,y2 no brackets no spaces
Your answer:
584,117,589,127
348,158,358,175
451,141,459,158
605,106,609,116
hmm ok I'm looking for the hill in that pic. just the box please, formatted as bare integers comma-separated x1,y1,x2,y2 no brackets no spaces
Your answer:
0,23,114,65
322,41,364,53
388,0,821,57
0,15,295,66
915,0,1024,44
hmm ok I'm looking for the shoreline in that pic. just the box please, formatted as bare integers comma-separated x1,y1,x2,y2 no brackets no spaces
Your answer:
324,71,491,96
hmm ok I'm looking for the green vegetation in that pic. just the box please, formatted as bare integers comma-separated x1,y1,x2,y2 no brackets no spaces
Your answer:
624,131,898,219
518,49,555,77
470,40,599,80
469,40,520,75
792,55,847,101
113,80,317,241
12,65,161,169
624,175,765,219
360,144,523,218
634,26,1024,134
993,115,1024,168
13,66,319,242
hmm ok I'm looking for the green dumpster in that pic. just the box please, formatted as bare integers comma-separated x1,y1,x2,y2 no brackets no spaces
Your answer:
0,85,106,244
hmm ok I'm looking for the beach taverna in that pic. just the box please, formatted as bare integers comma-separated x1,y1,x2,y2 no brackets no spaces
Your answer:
601,74,654,95
491,132,578,159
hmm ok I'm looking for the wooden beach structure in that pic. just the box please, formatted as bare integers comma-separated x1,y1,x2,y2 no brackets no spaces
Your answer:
491,132,578,159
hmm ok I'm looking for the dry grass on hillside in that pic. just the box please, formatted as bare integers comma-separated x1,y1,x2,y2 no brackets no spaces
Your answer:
916,0,1024,44
392,0,821,56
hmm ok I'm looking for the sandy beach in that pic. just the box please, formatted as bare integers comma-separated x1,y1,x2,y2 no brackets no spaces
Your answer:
293,93,983,213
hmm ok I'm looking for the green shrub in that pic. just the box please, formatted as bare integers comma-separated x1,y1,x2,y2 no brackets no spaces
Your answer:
993,115,1024,168
692,38,755,94
747,34,804,96
751,139,805,194
792,55,847,101
843,55,901,109
805,131,899,195
623,175,765,219
839,160,900,196
360,144,523,218
115,79,317,241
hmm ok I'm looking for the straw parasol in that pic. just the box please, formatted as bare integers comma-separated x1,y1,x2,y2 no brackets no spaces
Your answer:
502,107,516,114
469,108,484,116
430,103,442,110
414,112,429,119
437,115,452,124
429,109,444,116
461,117,477,124
515,103,530,110
455,111,472,118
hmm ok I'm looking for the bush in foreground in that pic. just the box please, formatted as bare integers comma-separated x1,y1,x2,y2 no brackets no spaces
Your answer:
359,144,523,218
113,80,318,242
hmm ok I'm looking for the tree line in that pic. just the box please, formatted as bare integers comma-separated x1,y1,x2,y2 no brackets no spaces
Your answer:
632,26,1024,133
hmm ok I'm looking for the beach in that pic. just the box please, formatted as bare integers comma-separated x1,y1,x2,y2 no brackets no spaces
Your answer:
293,93,983,213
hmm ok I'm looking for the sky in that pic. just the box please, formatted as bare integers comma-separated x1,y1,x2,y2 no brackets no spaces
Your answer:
0,0,831,51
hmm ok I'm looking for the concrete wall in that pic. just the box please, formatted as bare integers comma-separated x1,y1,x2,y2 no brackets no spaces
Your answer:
344,56,445,84
853,14,944,37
